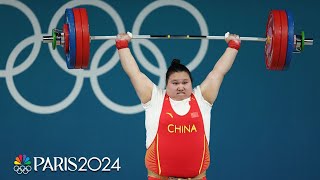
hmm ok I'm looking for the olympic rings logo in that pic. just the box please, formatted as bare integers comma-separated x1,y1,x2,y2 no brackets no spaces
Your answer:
0,0,208,115
13,165,32,175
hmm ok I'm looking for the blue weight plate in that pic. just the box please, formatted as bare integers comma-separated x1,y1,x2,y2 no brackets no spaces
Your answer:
284,10,294,69
65,8,76,69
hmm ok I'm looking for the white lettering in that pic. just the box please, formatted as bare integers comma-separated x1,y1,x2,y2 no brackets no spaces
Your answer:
87,157,102,172
68,157,77,171
42,157,54,171
33,157,45,171
53,157,64,171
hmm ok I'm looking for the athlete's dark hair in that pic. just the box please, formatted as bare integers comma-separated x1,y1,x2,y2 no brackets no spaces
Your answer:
165,59,193,85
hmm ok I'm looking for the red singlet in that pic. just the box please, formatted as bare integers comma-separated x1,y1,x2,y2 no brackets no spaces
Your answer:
145,94,210,179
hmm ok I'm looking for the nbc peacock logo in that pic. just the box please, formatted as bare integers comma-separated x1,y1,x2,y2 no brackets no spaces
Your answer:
13,154,32,174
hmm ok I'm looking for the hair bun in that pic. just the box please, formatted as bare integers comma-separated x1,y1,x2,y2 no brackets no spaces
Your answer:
171,59,181,66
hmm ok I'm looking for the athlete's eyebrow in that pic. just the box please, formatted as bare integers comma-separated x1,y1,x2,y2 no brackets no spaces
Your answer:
171,79,189,82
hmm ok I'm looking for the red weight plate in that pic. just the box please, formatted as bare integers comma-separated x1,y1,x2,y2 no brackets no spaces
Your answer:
73,8,83,69
277,10,288,70
265,13,272,69
265,10,281,70
79,8,90,69
63,24,69,54
265,12,274,69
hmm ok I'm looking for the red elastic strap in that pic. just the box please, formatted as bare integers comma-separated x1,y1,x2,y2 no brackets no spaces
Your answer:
116,39,129,50
228,40,241,50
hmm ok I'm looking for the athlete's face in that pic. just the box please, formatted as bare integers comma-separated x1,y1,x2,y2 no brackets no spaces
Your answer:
166,71,192,101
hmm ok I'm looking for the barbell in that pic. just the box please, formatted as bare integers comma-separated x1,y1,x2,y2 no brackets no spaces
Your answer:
42,8,313,70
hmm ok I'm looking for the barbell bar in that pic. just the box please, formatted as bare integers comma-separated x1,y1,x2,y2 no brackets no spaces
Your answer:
42,8,313,70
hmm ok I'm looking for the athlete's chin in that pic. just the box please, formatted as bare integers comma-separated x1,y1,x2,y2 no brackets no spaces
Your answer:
174,94,189,100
